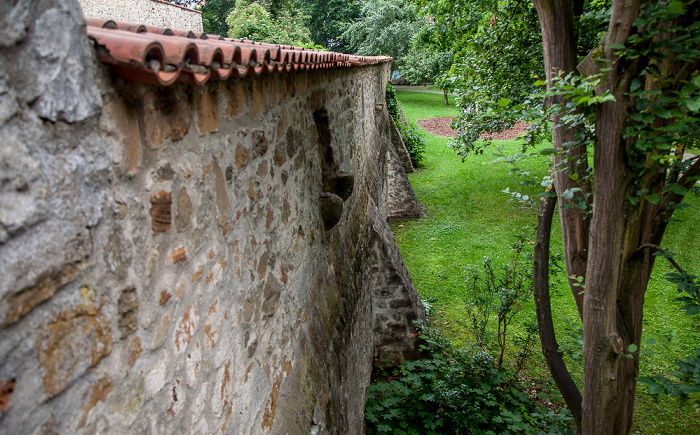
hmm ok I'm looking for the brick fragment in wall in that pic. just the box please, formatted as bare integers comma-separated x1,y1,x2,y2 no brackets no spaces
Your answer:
150,190,172,232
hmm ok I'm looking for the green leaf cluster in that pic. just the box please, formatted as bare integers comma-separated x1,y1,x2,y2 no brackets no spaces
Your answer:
387,84,427,167
365,323,575,434
225,0,312,46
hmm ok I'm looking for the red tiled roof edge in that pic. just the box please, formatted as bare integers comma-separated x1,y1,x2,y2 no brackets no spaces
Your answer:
86,17,392,87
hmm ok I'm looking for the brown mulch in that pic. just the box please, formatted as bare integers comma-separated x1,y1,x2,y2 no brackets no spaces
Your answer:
417,116,532,141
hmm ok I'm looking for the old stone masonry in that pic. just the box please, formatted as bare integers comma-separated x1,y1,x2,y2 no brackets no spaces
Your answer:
0,0,424,434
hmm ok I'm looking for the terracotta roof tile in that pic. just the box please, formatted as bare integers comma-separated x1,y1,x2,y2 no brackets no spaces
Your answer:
86,17,391,86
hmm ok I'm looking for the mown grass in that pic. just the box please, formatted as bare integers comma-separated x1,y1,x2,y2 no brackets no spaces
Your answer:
392,89,700,434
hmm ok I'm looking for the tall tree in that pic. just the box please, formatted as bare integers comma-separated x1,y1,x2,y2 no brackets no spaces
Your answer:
293,0,362,51
341,0,427,61
200,0,237,36
529,0,700,432
421,0,700,432
416,0,545,152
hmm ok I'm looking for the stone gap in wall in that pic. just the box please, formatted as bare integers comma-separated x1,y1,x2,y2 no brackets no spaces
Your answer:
314,107,356,231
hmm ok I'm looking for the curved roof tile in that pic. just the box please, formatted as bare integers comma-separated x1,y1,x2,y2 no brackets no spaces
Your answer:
86,17,391,86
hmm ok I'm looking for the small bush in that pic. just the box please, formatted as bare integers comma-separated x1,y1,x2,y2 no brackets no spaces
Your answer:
365,323,574,435
386,83,426,168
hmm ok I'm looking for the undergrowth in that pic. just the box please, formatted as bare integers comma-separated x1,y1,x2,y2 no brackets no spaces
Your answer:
386,83,426,168
365,323,574,435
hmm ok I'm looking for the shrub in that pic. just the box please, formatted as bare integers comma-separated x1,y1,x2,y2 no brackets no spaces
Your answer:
386,83,426,168
365,323,574,434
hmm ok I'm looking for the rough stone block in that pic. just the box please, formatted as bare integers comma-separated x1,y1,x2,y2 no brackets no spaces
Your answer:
4,261,80,325
105,97,142,175
36,308,112,397
197,89,219,134
225,83,248,117
141,88,192,148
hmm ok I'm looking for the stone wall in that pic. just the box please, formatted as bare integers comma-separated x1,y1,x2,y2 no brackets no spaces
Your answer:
0,1,424,434
78,0,203,32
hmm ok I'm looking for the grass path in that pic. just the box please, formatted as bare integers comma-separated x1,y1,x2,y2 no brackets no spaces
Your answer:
392,90,700,434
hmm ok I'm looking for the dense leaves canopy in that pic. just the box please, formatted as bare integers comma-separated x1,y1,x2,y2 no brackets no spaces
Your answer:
341,0,427,60
225,0,311,45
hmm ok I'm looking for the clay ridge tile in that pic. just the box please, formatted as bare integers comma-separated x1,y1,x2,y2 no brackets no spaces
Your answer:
86,17,391,86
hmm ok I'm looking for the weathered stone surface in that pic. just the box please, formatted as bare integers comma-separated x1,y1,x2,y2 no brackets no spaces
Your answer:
28,3,102,122
141,88,192,148
36,307,112,398
4,261,80,325
197,90,219,134
212,159,229,227
319,192,344,231
117,287,138,339
105,97,142,175
175,187,193,232
103,225,132,280
0,13,425,433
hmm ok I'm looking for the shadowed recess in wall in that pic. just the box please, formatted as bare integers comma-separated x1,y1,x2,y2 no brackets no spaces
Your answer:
314,108,355,231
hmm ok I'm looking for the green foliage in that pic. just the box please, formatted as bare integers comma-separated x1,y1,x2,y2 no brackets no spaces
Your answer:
387,84,427,167
365,323,574,434
465,233,538,372
392,88,700,434
292,0,361,51
341,0,427,60
225,0,312,45
201,0,236,36
638,263,700,399
397,48,454,87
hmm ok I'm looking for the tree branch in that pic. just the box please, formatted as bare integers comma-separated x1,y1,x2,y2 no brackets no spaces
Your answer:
533,185,583,426
637,244,685,274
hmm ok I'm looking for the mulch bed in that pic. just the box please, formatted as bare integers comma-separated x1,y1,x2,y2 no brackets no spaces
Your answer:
417,116,531,141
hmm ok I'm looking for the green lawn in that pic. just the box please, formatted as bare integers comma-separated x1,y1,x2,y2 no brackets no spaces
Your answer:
392,90,700,434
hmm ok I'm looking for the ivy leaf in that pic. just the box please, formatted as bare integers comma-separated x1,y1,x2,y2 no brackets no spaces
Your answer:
628,343,638,353
562,188,581,200
646,194,660,204
668,0,685,12
630,78,642,91
663,183,688,195
685,97,700,112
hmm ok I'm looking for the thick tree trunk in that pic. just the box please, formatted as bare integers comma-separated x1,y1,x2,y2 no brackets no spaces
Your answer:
581,1,643,433
533,0,699,433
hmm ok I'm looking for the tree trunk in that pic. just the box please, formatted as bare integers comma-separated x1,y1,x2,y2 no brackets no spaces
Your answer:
443,89,449,105
533,186,582,428
532,0,590,320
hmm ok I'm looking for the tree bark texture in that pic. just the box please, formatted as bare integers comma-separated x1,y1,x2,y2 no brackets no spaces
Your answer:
532,0,590,320
533,186,583,427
